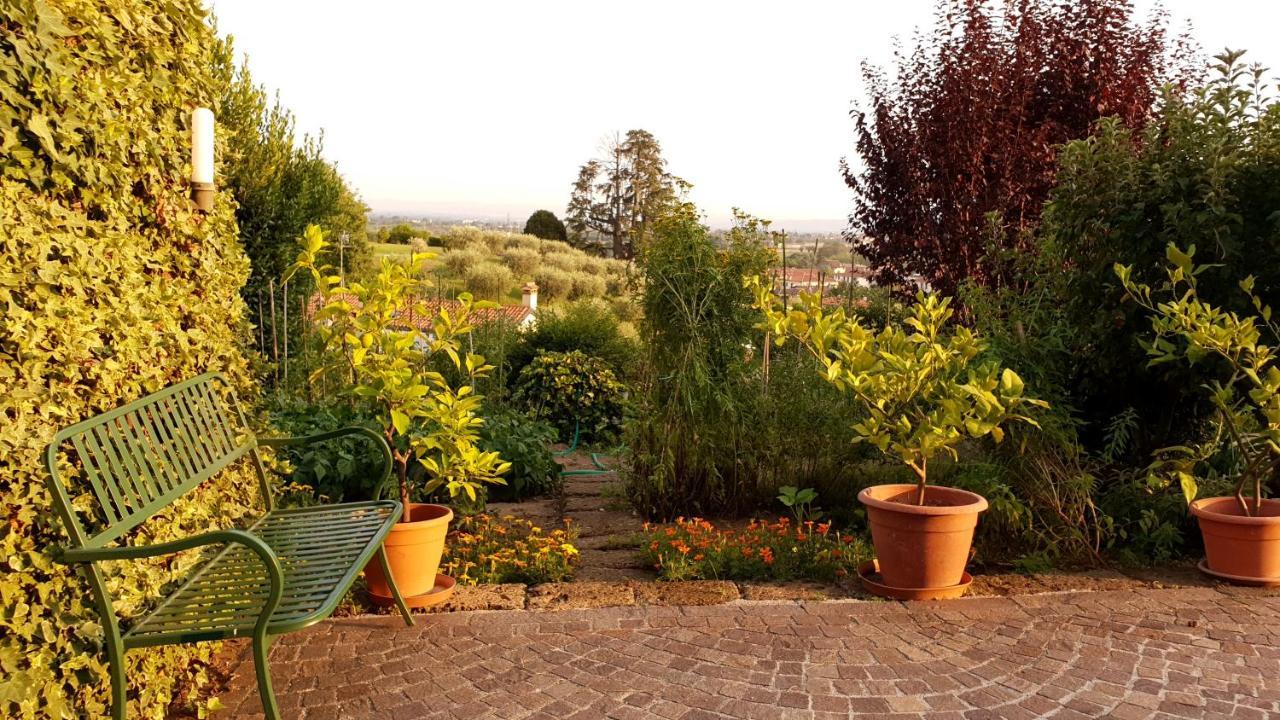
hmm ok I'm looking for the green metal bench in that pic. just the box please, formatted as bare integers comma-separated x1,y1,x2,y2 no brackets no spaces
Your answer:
44,373,414,720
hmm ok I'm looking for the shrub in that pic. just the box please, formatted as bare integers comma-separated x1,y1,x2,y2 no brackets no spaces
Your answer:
609,296,641,323
443,247,485,276
0,3,263,716
443,514,579,584
569,271,608,299
504,234,542,252
641,517,867,582
533,266,574,300
268,400,386,502
441,225,485,250
479,409,562,501
578,257,606,276
523,209,568,241
464,261,515,300
542,249,583,272
478,230,510,254
513,350,627,442
605,270,630,296
386,222,426,244
508,301,639,382
501,246,541,276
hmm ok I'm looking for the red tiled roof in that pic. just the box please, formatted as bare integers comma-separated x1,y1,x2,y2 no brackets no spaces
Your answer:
308,292,533,329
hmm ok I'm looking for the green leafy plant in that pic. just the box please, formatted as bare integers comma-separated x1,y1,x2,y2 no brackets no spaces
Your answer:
777,486,821,523
288,225,510,511
479,409,561,501
751,280,1046,505
512,350,627,443
267,400,386,502
1117,243,1280,514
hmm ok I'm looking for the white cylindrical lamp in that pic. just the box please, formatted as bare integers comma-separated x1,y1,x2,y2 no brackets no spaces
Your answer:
191,107,216,212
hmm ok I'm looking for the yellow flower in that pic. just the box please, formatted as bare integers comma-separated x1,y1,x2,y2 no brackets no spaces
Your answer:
561,543,579,556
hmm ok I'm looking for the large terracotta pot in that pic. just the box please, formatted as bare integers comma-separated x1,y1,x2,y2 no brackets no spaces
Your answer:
858,484,987,589
1190,496,1280,584
364,503,452,600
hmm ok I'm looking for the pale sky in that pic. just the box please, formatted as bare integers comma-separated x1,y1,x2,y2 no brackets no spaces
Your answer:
209,0,1280,231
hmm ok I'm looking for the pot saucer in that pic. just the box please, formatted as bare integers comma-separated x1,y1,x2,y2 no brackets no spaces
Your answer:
368,573,457,608
857,559,972,600
1197,560,1280,588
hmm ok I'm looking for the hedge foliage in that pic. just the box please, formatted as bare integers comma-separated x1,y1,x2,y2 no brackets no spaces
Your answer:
1,2,262,717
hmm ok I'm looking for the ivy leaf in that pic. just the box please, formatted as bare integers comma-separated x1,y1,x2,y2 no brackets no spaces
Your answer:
27,114,58,159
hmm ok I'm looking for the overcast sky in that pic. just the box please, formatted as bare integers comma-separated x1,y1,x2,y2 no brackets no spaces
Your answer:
208,0,1280,230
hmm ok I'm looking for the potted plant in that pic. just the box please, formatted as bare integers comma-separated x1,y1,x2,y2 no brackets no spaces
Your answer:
1117,245,1280,585
751,279,1045,597
288,225,509,605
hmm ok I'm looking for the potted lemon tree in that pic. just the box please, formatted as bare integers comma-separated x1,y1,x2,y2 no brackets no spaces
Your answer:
751,279,1044,598
1117,244,1280,585
288,225,509,607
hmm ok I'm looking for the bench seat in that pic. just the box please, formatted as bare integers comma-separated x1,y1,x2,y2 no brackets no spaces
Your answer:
123,500,401,648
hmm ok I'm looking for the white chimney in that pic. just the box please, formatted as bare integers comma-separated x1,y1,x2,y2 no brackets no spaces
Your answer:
521,282,538,311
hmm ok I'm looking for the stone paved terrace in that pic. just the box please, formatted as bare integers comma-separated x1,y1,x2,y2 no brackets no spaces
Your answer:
220,586,1280,719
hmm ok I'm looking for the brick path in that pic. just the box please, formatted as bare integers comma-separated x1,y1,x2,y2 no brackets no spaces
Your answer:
221,586,1280,719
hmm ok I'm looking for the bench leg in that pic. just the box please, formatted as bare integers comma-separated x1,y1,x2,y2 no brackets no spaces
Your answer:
108,648,127,720
253,634,282,720
377,546,415,627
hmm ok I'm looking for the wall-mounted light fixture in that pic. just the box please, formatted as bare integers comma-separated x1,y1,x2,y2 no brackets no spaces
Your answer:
191,107,215,212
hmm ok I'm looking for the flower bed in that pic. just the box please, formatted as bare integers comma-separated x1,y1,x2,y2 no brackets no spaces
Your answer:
641,517,868,582
443,514,581,584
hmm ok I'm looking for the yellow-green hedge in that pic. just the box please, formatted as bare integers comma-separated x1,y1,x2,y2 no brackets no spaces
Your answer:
1,2,263,717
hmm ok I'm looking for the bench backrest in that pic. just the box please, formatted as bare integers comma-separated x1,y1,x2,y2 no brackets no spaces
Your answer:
45,373,265,549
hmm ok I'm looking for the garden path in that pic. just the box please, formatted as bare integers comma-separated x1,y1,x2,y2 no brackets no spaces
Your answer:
219,584,1280,719
488,447,654,582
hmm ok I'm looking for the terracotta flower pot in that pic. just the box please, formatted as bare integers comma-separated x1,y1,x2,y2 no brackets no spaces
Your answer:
858,483,988,590
1190,496,1280,584
364,503,452,600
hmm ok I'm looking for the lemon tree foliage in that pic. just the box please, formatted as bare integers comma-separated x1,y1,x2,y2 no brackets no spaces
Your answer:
750,281,1046,504
1117,245,1280,515
1,1,264,717
288,226,510,509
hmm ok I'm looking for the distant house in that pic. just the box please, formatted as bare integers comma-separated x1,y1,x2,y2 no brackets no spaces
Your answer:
776,268,834,293
774,264,873,295
307,282,540,339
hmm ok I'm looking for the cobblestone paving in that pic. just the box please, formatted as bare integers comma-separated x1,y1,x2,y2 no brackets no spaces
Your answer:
221,586,1280,719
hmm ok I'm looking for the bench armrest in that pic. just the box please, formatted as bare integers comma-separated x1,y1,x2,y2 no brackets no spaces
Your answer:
258,427,393,491
58,529,285,636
